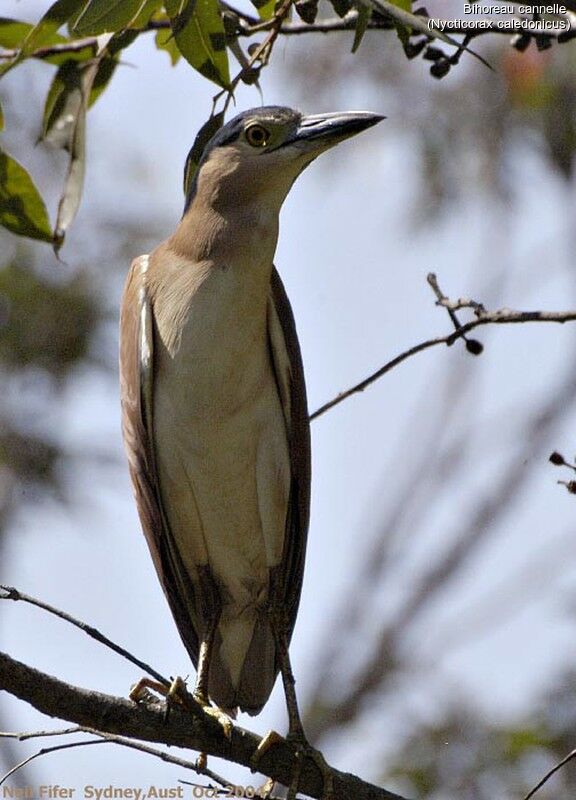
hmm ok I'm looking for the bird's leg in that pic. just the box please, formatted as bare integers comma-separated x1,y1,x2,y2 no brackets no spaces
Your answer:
190,565,233,737
269,607,334,800
250,573,334,799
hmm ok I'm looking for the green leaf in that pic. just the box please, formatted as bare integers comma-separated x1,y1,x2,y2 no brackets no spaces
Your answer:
352,5,371,53
73,0,147,36
88,29,139,104
88,55,118,105
0,1,88,78
0,17,36,48
42,61,83,147
365,0,492,69
42,32,136,146
388,0,411,47
183,111,224,203
0,16,94,65
53,60,99,252
250,0,276,21
0,150,53,242
131,0,164,27
154,27,181,65
0,15,73,77
21,0,89,55
165,0,230,88
0,17,94,66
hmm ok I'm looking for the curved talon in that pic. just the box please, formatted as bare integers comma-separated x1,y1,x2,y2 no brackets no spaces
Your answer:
287,737,334,800
255,778,275,799
250,729,284,772
129,677,167,705
129,676,232,738
166,678,232,737
195,697,233,739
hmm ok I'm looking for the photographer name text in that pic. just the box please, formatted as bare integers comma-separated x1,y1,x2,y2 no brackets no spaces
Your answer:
2,787,257,800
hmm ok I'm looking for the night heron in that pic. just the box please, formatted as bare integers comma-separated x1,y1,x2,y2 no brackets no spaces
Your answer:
120,105,383,797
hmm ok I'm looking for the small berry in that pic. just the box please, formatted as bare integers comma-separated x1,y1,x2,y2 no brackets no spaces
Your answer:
465,338,483,355
549,452,565,466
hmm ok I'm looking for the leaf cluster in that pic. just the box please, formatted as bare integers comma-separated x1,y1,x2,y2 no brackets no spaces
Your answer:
0,0,574,250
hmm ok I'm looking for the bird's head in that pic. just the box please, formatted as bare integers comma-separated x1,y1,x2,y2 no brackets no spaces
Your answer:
184,106,384,214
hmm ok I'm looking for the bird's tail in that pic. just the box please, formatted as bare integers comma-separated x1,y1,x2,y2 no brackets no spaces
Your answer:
209,609,277,716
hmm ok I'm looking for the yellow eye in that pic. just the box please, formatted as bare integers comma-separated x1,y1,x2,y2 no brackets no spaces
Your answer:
245,123,270,148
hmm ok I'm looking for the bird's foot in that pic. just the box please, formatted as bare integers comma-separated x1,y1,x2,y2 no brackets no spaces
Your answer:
250,729,334,800
191,693,233,739
286,733,334,800
254,778,275,799
129,676,232,739
250,729,284,772
250,732,285,800
170,677,233,739
129,677,170,707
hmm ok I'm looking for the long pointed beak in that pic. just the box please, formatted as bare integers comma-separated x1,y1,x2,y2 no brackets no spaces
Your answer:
286,111,385,150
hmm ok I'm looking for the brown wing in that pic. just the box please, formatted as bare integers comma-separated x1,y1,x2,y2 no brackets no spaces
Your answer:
268,268,311,641
119,255,200,665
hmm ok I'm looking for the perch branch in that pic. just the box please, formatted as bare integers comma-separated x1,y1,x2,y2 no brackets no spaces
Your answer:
0,651,409,800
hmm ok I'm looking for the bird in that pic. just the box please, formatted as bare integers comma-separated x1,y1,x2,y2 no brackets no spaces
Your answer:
119,105,382,794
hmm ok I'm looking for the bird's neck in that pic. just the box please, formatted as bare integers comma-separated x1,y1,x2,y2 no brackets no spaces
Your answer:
148,191,283,358
169,197,280,274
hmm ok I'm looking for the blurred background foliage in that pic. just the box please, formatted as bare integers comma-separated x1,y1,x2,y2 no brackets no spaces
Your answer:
387,672,576,799
2,1,576,798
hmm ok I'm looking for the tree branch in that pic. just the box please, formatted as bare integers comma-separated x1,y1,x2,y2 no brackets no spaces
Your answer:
1,11,574,64
0,651,409,800
0,585,169,687
522,748,576,800
0,726,232,790
310,278,576,421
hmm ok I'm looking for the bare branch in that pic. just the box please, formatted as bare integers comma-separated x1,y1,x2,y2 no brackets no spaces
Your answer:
0,585,169,687
0,651,410,800
0,727,232,789
211,0,295,115
0,739,107,788
0,726,84,741
310,278,576,421
522,748,576,800
306,346,576,741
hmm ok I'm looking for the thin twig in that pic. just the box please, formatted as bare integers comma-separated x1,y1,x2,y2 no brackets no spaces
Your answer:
81,729,232,788
427,272,468,331
0,585,169,687
0,739,106,787
212,0,295,115
0,726,84,741
427,272,485,354
0,727,232,790
310,284,576,421
0,13,572,63
522,748,576,800
310,333,454,421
